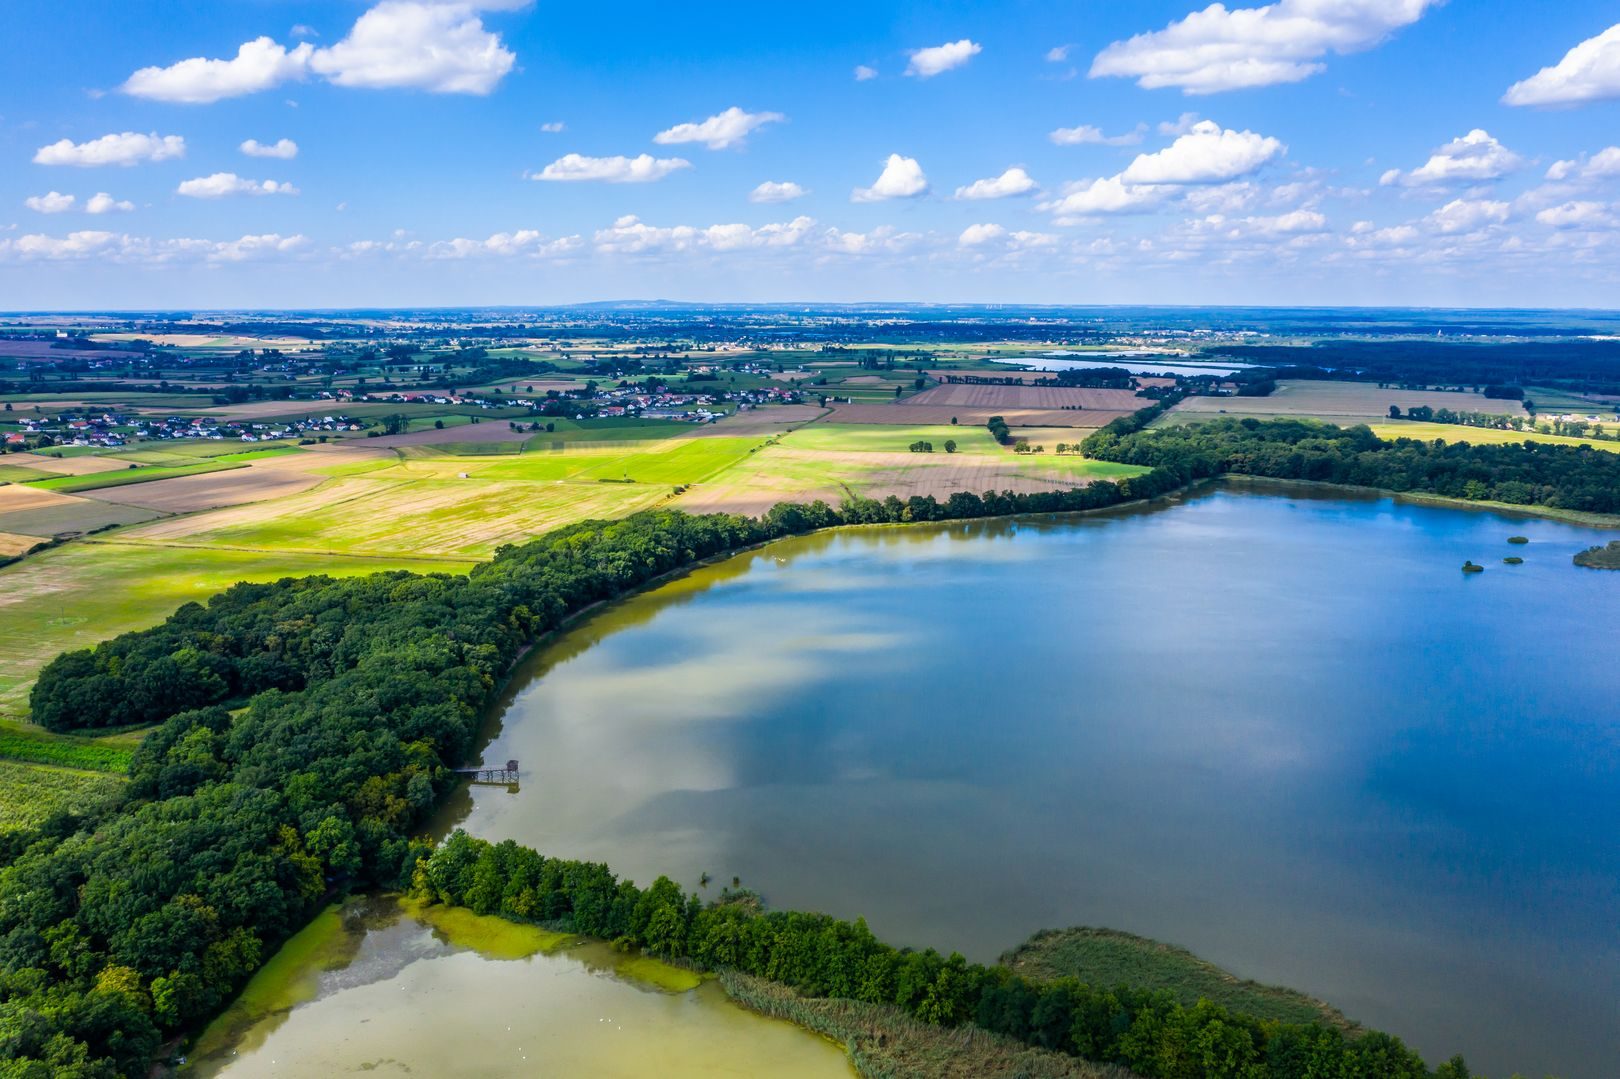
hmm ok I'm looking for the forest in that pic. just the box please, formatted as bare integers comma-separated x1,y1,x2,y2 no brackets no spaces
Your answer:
2,403,1608,1075
1083,416,1620,515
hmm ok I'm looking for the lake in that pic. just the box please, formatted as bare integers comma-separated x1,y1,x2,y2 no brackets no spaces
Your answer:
213,485,1620,1077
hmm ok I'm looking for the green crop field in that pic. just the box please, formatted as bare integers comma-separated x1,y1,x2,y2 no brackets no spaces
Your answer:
0,730,133,773
0,760,125,833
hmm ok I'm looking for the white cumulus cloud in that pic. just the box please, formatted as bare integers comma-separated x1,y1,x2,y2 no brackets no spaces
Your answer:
122,37,313,104
1380,129,1523,187
429,231,582,259
33,132,185,167
1050,123,1145,147
954,167,1038,200
1038,176,1164,219
750,181,807,204
1536,201,1619,230
1503,23,1620,107
86,193,135,214
1091,0,1440,94
540,121,566,133
854,65,878,81
310,1,515,93
653,107,785,150
120,3,519,101
177,173,300,198
592,214,815,254
1546,146,1620,182
25,192,76,214
241,138,299,159
959,223,1006,246
906,39,982,78
852,154,928,202
1118,120,1284,184
532,154,691,183
1426,198,1510,234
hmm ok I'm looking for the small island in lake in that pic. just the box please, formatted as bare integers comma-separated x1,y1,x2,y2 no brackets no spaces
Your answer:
1574,540,1620,569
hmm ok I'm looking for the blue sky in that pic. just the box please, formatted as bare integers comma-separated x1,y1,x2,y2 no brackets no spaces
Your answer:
4,0,1620,309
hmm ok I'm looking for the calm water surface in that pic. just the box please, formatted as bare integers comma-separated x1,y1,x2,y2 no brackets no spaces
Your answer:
449,485,1620,1079
208,486,1620,1077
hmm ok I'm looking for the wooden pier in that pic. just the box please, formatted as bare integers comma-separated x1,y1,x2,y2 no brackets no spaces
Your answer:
453,759,519,784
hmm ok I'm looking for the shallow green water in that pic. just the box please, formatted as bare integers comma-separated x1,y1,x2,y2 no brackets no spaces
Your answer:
189,896,852,1077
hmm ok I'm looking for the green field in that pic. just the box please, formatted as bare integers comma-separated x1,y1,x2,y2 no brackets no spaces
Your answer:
1004,927,1354,1031
0,729,133,772
0,759,125,832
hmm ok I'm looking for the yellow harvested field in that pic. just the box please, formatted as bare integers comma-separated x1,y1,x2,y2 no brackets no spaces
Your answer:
907,384,1144,411
7,453,133,476
1367,422,1620,452
0,485,84,515
1171,380,1526,421
0,532,44,559
827,402,1131,427
120,474,669,559
1011,427,1103,449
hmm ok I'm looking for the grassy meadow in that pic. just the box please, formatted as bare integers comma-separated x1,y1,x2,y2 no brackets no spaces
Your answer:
1003,927,1354,1031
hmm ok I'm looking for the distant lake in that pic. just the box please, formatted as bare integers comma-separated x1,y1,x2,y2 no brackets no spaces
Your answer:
994,353,1256,376
212,486,1620,1077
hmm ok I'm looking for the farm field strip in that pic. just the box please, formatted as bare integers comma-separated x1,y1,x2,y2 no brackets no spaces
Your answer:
24,459,246,494
827,402,1132,427
777,423,1001,454
1170,380,1526,421
0,484,164,537
1366,422,1620,452
905,384,1145,410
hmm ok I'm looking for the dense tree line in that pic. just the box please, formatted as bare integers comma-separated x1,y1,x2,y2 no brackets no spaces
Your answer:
414,830,1472,1079
1083,416,1620,515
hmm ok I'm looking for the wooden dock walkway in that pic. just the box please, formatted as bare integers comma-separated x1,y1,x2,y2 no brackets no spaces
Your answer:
452,758,519,784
